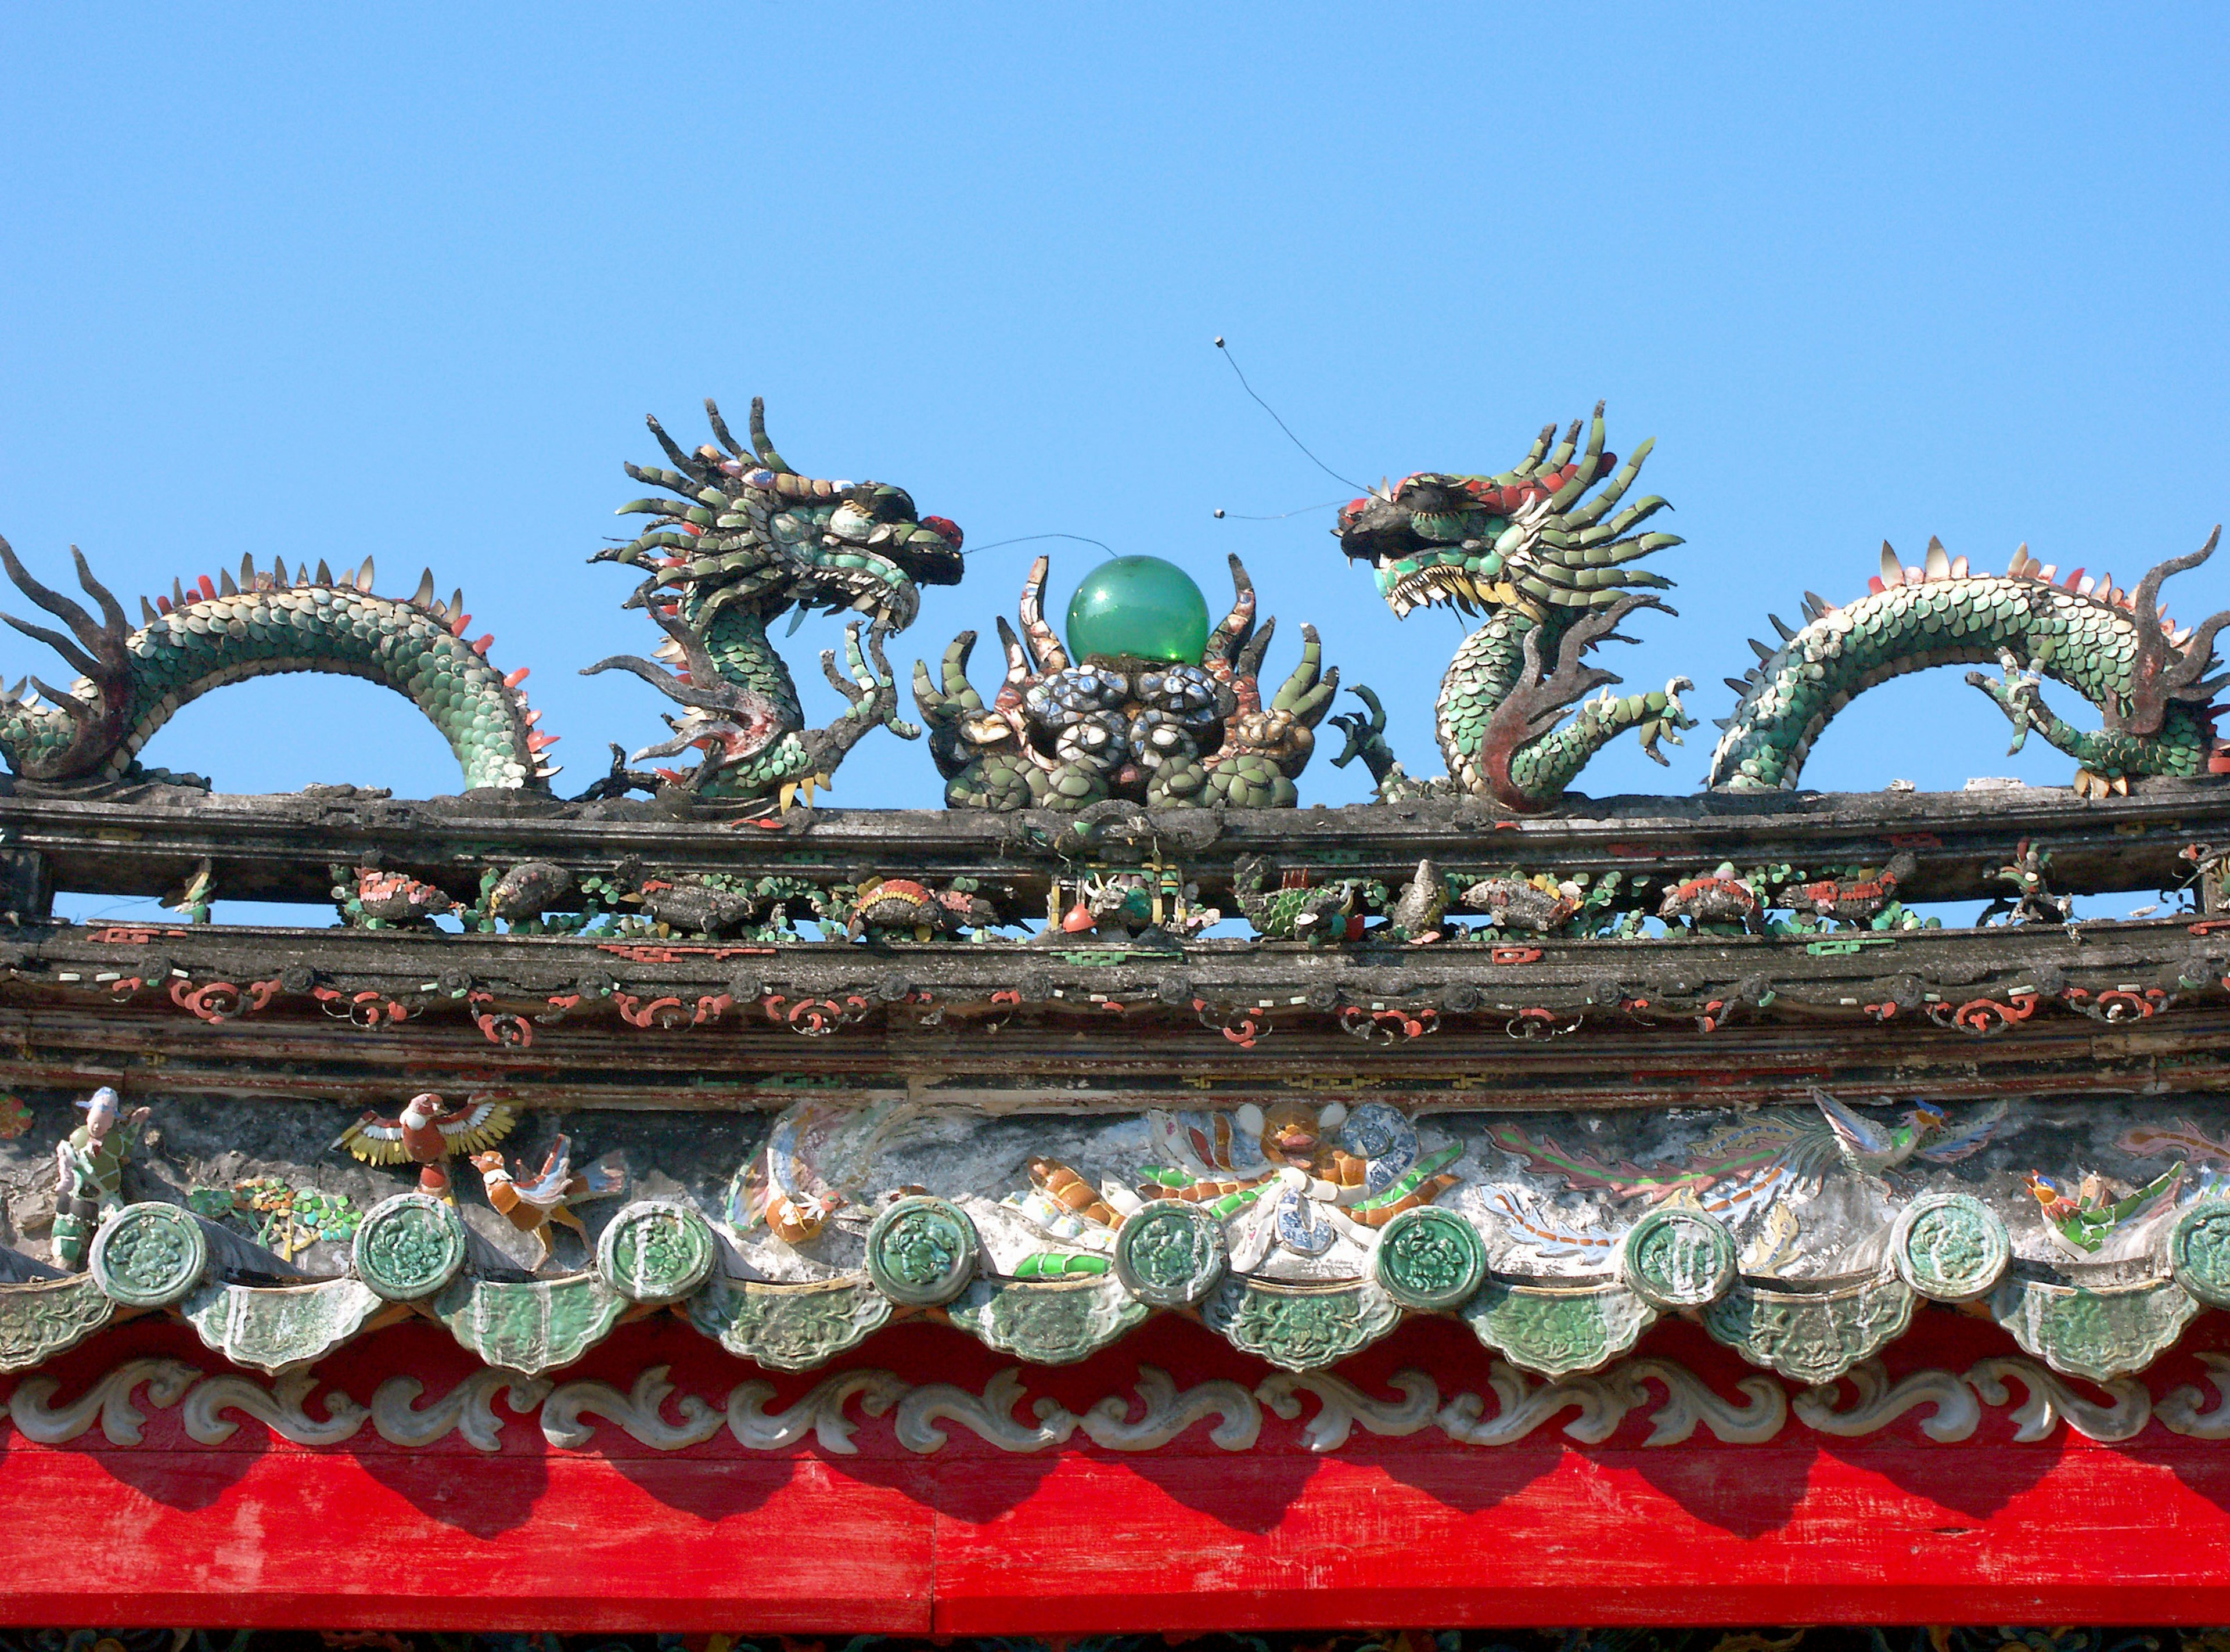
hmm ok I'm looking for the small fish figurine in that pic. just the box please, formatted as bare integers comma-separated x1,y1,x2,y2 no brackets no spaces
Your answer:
1460,873,1582,934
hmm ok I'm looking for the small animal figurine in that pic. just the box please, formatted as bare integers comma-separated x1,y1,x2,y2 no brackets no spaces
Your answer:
1983,838,2071,925
470,1135,628,1263
485,861,575,922
2023,1162,2186,1254
163,857,217,923
51,1086,151,1271
1811,1090,1943,1177
1138,1099,1461,1264
847,876,996,941
333,1092,518,1199
1459,873,1583,934
347,866,456,926
1012,1155,1132,1234
1658,862,1762,930
1233,855,1362,945
1807,1089,2007,1182
1380,858,1450,944
1797,852,1916,926
729,1098,915,1246
614,859,762,936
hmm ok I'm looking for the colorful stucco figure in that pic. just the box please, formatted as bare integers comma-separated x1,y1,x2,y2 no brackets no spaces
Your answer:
471,1135,628,1265
915,552,1337,810
1332,402,1694,811
0,539,553,791
332,1092,517,1201
585,397,962,810
1710,531,2230,798
51,1085,150,1271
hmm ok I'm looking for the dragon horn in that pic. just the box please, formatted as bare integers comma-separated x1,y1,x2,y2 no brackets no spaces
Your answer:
67,546,130,646
703,398,747,458
2113,526,2230,729
748,397,795,474
0,537,116,658
1204,554,1258,662
0,612,103,680
2128,525,2221,640
994,616,1035,685
1235,611,1276,681
1015,555,1067,672
645,414,714,487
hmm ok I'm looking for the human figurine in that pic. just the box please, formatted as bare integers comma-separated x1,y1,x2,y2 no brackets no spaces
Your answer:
52,1086,150,1271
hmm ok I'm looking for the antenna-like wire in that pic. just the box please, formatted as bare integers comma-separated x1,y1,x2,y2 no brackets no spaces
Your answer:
964,532,1118,561
1214,498,1348,521
1214,336,1369,495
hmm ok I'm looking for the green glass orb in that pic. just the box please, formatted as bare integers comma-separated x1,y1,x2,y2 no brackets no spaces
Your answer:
1065,556,1211,664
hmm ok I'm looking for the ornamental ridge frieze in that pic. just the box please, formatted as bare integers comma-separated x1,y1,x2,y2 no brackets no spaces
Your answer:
2,1090,2230,1384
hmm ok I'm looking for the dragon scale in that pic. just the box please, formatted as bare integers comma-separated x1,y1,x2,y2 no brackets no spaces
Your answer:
0,544,550,791
1710,537,2230,794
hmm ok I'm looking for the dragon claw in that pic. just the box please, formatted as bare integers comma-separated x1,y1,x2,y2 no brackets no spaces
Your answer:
1966,651,2047,753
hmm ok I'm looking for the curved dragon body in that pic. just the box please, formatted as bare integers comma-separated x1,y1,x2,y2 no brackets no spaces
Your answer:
1711,535,2230,796
586,398,962,806
0,542,549,790
1333,404,1695,811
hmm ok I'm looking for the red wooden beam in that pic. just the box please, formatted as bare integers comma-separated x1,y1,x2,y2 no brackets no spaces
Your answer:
1,1313,2226,1632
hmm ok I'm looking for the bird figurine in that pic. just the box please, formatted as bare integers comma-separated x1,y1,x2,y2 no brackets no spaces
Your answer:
346,866,456,926
470,1135,628,1264
333,1092,518,1198
2023,1163,2186,1255
1983,838,2071,925
1380,858,1450,944
1459,873,1583,934
1807,1089,2008,1180
163,858,217,923
1796,852,1916,927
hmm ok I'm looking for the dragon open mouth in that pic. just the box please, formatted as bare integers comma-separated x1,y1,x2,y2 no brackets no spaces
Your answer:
1377,557,1521,621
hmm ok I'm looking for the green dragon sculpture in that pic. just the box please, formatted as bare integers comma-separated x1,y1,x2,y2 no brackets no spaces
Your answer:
1330,404,1695,812
0,539,552,791
1709,532,2230,797
584,398,963,808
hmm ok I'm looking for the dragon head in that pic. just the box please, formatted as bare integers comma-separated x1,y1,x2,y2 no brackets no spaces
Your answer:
1336,403,1679,624
599,397,962,636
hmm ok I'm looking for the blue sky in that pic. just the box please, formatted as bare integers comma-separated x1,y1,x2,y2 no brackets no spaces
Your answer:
3,5,2227,825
